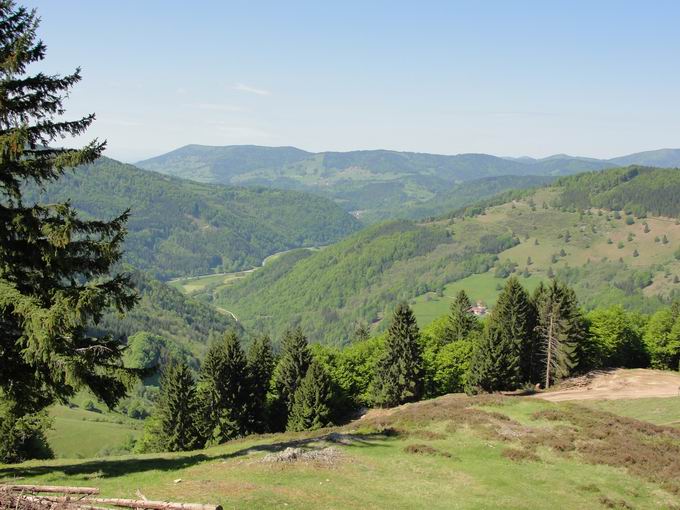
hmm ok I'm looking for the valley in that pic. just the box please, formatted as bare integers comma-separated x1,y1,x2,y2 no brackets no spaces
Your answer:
3,3,680,509
25,157,360,280
178,167,680,343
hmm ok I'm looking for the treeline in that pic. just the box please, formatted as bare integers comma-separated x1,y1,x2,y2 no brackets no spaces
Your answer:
143,276,680,452
24,157,360,279
554,166,680,219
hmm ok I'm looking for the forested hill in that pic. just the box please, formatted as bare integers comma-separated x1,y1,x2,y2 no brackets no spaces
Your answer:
136,145,615,185
136,145,680,221
210,219,518,342
204,165,680,344
25,157,360,279
95,271,240,358
553,165,680,218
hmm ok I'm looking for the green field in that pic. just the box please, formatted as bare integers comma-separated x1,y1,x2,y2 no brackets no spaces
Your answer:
169,247,322,297
5,395,680,509
578,397,680,427
46,405,142,459
45,392,144,459
411,273,545,326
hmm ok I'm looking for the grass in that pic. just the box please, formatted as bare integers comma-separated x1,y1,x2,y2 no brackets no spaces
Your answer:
411,193,680,325
4,396,680,509
47,405,141,459
411,273,544,326
169,247,322,296
46,392,143,459
577,397,680,427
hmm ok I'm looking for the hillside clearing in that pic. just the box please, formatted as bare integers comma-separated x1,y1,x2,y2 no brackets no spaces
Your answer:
3,392,680,509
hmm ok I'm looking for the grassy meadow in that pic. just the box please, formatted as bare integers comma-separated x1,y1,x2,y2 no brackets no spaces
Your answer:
4,395,680,509
410,189,680,325
46,393,143,459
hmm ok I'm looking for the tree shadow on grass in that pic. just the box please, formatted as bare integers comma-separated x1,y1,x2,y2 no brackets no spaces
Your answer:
0,429,398,481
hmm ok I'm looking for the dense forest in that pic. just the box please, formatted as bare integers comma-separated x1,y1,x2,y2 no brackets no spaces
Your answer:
24,157,360,279
364,174,555,222
554,166,680,219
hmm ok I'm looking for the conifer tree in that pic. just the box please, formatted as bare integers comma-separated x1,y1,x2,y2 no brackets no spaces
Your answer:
287,360,335,432
0,2,140,461
150,360,202,452
352,321,371,343
246,334,275,433
271,327,312,428
466,326,517,393
198,331,251,444
372,302,423,407
443,290,476,343
534,280,586,388
469,277,535,391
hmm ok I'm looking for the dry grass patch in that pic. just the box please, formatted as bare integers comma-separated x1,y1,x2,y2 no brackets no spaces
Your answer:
501,447,540,463
403,444,453,458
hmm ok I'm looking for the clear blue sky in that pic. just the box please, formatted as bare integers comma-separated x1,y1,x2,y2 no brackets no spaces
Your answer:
25,0,680,162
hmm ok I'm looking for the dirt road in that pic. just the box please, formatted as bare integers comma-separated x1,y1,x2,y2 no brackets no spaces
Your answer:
534,368,680,402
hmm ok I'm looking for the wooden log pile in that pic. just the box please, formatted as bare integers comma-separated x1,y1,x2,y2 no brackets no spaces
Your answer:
0,485,222,510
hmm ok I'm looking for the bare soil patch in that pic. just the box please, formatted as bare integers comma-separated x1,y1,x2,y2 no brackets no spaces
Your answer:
534,369,680,402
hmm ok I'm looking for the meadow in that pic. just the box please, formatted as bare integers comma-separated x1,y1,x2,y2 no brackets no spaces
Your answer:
5,394,680,509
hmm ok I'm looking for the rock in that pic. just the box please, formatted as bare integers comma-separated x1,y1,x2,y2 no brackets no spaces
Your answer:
261,446,342,464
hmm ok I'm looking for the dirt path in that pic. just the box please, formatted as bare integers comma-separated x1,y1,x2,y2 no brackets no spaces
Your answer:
534,368,680,402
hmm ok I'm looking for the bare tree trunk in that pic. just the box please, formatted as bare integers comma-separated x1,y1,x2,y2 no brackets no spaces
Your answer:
545,314,555,389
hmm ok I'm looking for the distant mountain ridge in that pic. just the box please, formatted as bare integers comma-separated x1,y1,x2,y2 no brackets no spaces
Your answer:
137,146,680,220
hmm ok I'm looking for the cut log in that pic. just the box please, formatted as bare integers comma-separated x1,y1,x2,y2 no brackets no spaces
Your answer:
2,485,100,495
22,495,222,510
91,499,221,510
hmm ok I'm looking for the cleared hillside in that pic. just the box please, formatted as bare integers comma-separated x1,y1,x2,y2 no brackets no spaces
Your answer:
25,157,360,279
3,388,680,509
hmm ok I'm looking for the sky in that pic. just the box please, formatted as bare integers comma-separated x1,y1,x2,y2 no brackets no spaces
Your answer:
24,0,680,162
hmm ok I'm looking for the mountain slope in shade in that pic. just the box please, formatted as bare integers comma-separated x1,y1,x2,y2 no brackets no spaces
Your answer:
24,157,361,279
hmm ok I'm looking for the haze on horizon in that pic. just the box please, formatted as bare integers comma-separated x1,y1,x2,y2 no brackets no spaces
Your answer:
26,0,680,162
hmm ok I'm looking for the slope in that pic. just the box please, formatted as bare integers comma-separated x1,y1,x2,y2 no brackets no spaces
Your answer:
25,157,360,279
2,392,679,509
209,219,518,343
199,166,680,339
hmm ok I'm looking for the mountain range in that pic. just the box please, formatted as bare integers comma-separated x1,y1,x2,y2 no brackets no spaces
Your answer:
136,146,680,221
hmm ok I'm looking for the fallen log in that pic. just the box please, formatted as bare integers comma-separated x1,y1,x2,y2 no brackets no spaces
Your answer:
22,495,222,510
89,499,221,510
2,485,100,495
17,494,113,510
